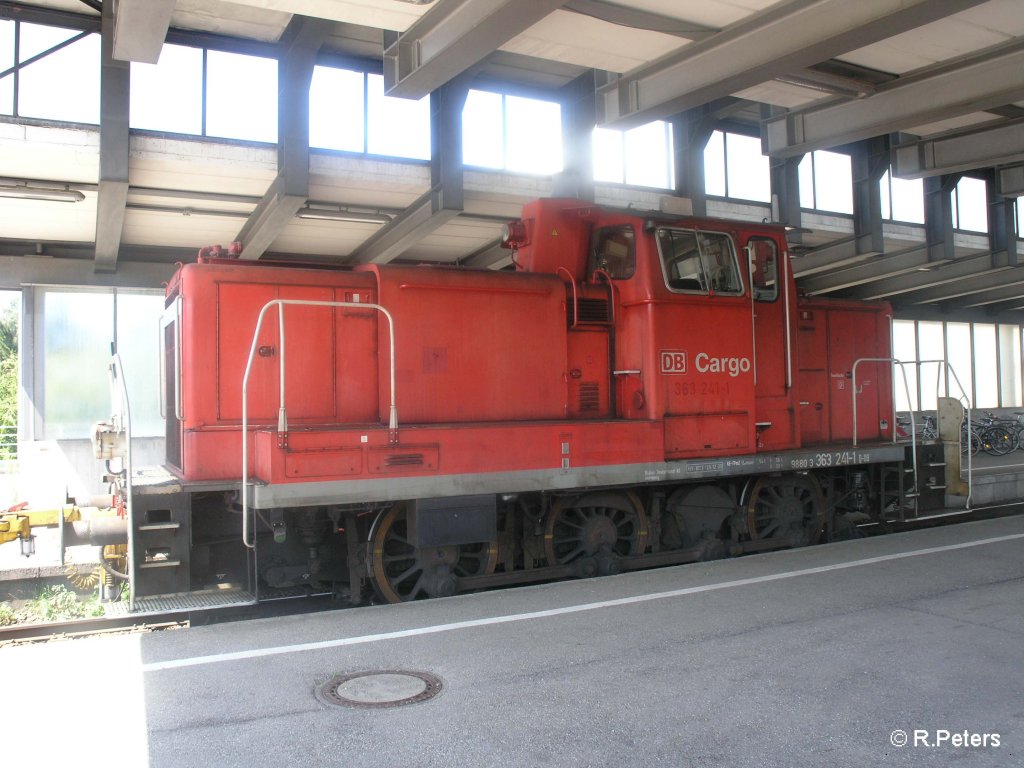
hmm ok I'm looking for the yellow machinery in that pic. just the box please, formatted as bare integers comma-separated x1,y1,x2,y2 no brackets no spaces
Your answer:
1,500,129,600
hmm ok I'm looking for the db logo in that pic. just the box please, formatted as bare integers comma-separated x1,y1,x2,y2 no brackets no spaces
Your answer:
661,350,687,374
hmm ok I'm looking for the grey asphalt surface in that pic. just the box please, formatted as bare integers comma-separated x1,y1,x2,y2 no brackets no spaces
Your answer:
5,514,1023,768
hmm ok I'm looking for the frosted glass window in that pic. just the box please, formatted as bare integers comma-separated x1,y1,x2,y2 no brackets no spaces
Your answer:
130,44,203,134
116,293,164,437
953,176,988,233
206,50,277,143
799,151,853,214
309,66,365,152
0,20,12,115
624,121,670,188
946,323,973,405
41,290,163,439
812,151,853,214
42,291,113,439
973,324,997,408
917,321,945,410
593,126,625,184
17,29,100,123
798,153,815,209
18,22,79,60
890,174,924,224
724,132,770,202
703,130,725,197
593,120,672,189
892,320,918,411
463,89,504,169
367,74,430,160
880,170,925,224
998,325,1022,407
506,95,562,175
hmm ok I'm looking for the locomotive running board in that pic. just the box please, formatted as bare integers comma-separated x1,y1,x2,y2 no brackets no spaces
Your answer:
247,443,908,509
103,587,257,617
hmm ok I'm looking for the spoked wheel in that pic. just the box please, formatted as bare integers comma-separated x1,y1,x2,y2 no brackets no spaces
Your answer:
544,491,648,577
367,501,498,603
981,426,1014,456
744,474,825,546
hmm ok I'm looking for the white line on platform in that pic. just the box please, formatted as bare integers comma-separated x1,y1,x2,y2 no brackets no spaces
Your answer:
142,531,1024,673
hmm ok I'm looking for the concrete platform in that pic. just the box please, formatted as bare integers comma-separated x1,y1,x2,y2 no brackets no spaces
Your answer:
4,514,1022,768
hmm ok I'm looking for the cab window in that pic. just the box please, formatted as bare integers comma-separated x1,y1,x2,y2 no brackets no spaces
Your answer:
656,228,742,294
589,226,636,280
749,238,779,302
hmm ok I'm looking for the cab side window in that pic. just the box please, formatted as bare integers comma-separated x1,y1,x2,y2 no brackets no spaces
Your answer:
590,227,636,280
656,228,742,294
749,238,779,302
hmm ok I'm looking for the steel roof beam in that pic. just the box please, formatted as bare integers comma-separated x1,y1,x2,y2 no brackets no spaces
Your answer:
843,253,1006,301
348,187,462,265
460,238,507,269
236,16,333,260
893,118,1024,179
997,164,1024,197
977,292,1024,314
564,0,716,41
554,71,598,202
765,39,1024,158
851,136,887,255
988,175,1019,268
942,279,1024,310
94,1,129,274
903,264,1023,304
596,0,985,130
672,109,716,218
351,80,469,264
767,106,802,243
384,0,566,99
0,251,178,290
112,0,174,64
797,245,931,294
790,237,877,278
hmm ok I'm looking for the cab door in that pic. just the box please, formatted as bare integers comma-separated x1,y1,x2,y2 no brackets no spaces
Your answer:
747,236,797,449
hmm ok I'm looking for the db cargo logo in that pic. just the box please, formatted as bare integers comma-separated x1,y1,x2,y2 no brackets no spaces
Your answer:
660,350,687,374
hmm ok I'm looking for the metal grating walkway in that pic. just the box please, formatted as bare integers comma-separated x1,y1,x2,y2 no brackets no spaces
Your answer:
104,588,256,616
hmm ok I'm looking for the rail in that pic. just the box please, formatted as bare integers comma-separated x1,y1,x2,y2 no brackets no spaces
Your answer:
852,358,973,509
241,299,398,550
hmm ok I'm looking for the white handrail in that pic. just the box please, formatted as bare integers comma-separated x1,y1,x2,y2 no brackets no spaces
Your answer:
109,354,134,610
852,357,973,509
241,299,397,550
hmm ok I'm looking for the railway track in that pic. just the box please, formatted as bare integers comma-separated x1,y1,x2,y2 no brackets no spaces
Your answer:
3,501,1022,645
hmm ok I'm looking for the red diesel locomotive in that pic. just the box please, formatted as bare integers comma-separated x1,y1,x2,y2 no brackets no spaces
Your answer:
135,197,902,605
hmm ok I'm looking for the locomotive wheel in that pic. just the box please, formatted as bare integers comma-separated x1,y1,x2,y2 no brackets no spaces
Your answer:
544,491,648,575
367,501,498,604
744,475,825,546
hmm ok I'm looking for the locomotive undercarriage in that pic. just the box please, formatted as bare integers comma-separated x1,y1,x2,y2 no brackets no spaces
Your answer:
177,465,902,606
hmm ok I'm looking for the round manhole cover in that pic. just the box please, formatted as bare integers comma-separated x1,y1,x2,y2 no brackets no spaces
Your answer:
317,670,443,709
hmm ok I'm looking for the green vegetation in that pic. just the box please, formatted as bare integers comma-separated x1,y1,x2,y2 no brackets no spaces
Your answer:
0,585,105,625
0,298,16,460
